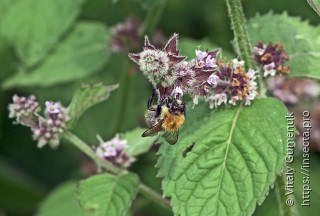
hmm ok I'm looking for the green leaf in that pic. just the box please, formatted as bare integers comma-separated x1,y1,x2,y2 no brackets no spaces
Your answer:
157,98,288,216
78,173,139,216
2,22,110,88
179,38,235,60
0,0,22,20
306,0,320,16
37,181,84,216
123,127,159,156
0,0,84,66
247,12,320,79
67,83,119,128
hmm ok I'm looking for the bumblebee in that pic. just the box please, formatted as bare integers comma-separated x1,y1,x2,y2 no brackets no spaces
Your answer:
142,90,186,144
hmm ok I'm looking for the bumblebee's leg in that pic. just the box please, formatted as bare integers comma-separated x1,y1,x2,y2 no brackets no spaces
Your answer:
147,89,156,111
156,104,161,117
182,104,186,116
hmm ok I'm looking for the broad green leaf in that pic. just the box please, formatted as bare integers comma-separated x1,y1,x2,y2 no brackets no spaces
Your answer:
123,127,159,156
67,83,119,128
157,98,288,216
36,181,84,216
78,173,139,216
306,0,320,16
0,0,22,20
3,22,110,88
0,0,84,66
179,38,235,60
248,12,320,79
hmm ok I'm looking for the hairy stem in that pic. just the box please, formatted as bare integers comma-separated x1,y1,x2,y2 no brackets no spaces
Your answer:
225,0,254,69
63,131,123,174
139,0,167,36
225,0,266,96
139,184,171,210
62,131,171,210
275,174,299,216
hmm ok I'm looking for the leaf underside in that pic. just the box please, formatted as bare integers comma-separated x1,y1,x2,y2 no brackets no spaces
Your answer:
67,83,119,128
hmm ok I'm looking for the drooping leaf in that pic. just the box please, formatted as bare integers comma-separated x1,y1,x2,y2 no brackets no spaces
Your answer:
2,22,110,89
248,12,320,79
78,173,139,216
0,0,84,66
123,127,159,156
36,181,84,216
179,38,235,60
67,83,119,128
157,98,288,216
306,0,320,16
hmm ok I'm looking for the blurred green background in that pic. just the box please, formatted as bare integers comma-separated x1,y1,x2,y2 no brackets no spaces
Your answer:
0,0,319,215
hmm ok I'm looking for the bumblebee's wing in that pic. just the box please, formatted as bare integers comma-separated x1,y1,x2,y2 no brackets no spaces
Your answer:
142,120,163,137
163,130,179,145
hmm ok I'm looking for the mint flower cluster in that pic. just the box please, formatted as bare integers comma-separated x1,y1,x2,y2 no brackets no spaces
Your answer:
8,95,69,148
253,42,289,77
95,135,134,168
128,34,258,108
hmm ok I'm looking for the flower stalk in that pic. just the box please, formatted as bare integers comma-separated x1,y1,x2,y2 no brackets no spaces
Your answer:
225,0,254,70
62,130,171,211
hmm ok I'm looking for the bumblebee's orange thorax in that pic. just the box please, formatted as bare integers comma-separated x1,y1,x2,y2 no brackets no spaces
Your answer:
161,111,185,131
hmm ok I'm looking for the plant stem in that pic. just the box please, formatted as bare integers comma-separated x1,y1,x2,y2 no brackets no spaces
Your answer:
139,0,167,37
139,184,171,210
62,130,171,210
63,131,123,174
225,0,267,96
275,174,298,216
225,0,254,70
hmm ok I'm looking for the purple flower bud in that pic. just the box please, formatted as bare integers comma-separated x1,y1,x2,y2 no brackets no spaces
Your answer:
195,50,208,60
207,74,219,86
8,95,39,127
253,42,289,76
95,135,134,168
263,62,276,77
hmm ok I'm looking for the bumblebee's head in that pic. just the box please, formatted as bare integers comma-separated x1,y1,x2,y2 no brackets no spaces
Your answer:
168,97,186,116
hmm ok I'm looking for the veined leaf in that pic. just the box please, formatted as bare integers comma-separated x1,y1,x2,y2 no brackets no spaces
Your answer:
0,0,84,66
78,173,139,216
248,12,320,79
306,0,320,16
2,22,110,88
67,83,119,128
157,98,288,216
36,181,84,216
123,127,159,156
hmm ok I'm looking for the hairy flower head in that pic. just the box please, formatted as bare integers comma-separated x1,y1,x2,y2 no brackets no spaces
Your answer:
128,34,186,90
